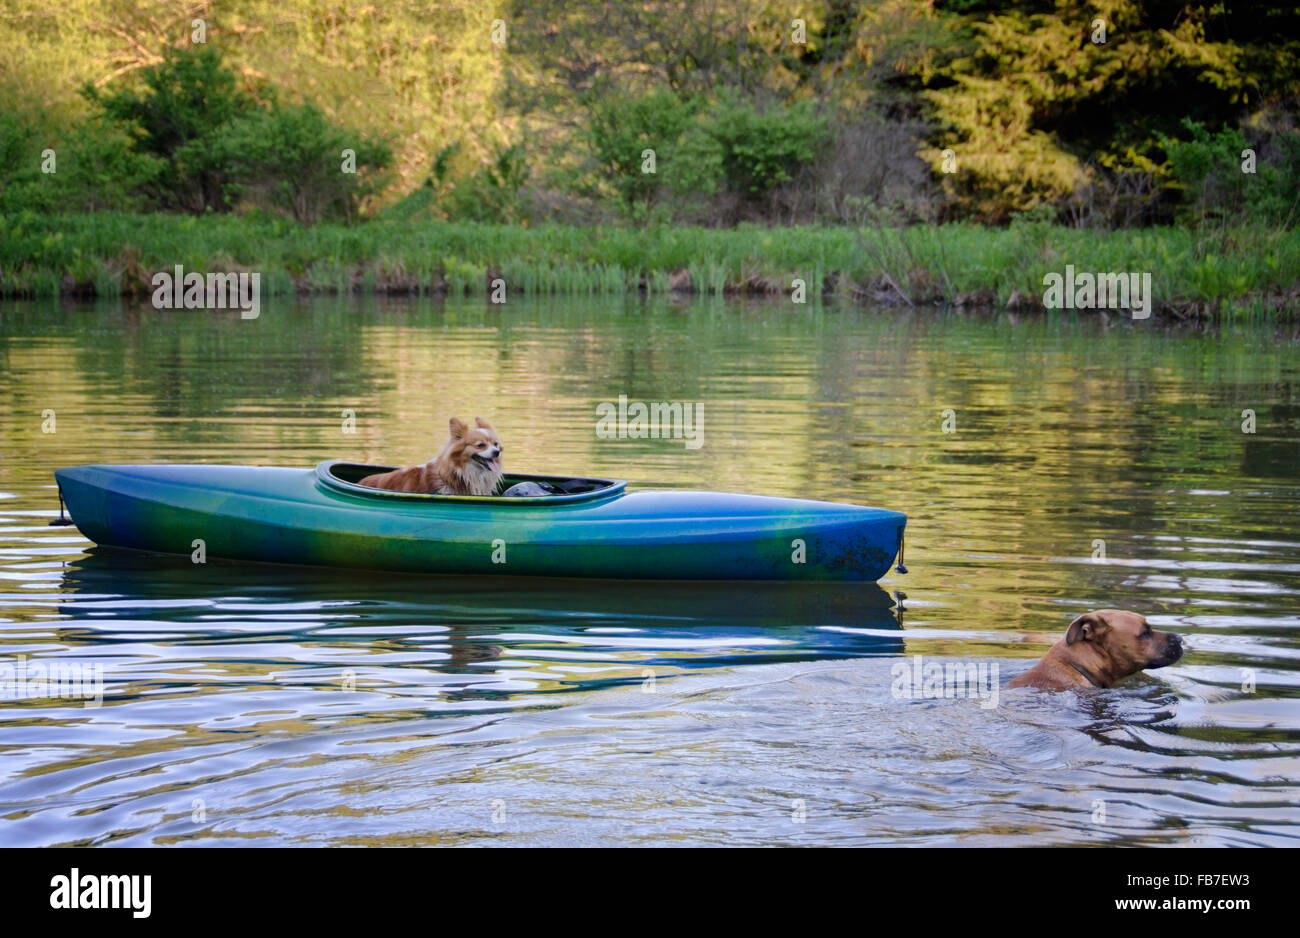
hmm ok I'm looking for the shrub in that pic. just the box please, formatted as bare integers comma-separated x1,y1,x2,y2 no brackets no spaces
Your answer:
83,46,258,213
0,113,163,213
1244,130,1300,225
217,103,392,224
707,94,830,200
438,143,531,224
579,88,703,214
0,111,37,210
1160,119,1251,224
1161,118,1300,227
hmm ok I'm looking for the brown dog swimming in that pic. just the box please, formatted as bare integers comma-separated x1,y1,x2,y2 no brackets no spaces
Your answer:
1007,609,1183,690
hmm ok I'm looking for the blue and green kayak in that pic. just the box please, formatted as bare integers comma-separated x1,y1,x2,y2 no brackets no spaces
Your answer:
53,461,907,582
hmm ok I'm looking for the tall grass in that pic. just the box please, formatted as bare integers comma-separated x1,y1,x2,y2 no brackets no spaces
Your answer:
1,212,1297,315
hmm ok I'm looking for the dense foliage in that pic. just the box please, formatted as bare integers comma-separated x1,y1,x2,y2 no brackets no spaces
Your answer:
1,1,1298,226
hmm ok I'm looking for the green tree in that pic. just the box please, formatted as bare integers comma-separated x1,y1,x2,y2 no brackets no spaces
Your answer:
1162,118,1300,226
855,1,1300,220
83,45,258,213
217,103,392,224
708,94,830,198
0,113,163,213
580,88,703,213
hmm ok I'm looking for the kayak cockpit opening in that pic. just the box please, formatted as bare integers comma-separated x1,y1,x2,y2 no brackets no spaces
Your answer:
316,460,627,505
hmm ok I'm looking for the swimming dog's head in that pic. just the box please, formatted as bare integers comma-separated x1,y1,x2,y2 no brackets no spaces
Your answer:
1007,608,1184,691
1065,609,1184,680
438,417,503,492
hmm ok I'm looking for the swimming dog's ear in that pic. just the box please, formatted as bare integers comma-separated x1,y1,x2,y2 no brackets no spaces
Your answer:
449,417,467,439
474,416,492,430
1065,612,1109,646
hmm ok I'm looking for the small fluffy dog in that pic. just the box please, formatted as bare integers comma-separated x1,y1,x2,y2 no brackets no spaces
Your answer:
358,417,503,496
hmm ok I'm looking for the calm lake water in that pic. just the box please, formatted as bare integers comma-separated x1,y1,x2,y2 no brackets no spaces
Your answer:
1,296,1297,846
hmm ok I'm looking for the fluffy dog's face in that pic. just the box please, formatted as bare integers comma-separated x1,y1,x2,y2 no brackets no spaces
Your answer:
1066,609,1183,678
441,416,503,478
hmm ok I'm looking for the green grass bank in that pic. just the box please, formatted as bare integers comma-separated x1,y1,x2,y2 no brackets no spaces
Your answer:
3,213,1298,318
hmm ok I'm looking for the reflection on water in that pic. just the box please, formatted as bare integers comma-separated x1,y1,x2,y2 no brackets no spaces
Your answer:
0,295,1297,846
56,550,905,696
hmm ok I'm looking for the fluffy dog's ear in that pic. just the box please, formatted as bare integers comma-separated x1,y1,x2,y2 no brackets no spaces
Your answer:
474,416,492,430
449,417,467,439
1066,612,1108,645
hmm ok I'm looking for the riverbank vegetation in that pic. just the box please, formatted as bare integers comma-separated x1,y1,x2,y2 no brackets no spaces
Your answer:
1,2,1298,313
4,212,1296,317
